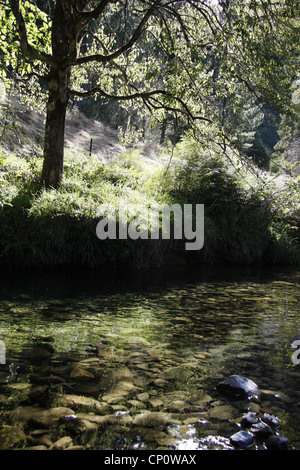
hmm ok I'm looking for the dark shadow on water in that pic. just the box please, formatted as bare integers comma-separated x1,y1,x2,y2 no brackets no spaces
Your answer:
0,264,299,300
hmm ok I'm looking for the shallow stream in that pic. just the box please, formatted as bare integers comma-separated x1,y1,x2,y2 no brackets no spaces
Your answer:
0,266,299,450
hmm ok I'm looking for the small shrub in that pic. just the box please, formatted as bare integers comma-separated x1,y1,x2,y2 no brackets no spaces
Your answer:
165,138,300,265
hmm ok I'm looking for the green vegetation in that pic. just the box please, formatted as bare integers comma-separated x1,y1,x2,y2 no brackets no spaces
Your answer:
0,0,299,268
0,0,299,186
0,126,299,268
167,139,300,265
0,145,167,268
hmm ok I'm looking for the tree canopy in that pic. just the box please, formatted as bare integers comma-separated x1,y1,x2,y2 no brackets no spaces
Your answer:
0,0,299,186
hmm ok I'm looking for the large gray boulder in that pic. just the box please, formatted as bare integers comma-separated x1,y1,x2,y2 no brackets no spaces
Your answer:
216,375,260,399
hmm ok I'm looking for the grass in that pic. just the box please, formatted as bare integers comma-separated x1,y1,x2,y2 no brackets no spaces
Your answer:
0,146,172,268
0,112,299,268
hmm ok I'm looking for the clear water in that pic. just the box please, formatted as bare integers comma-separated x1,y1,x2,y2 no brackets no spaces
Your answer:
0,266,299,450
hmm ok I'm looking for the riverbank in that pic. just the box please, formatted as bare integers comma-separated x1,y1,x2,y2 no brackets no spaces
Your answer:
0,115,299,268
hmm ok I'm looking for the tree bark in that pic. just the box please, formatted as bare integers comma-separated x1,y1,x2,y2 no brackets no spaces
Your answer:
41,68,70,187
41,0,77,187
160,118,167,145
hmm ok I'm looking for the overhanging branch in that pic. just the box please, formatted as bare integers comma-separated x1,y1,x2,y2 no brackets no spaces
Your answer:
79,0,113,19
74,0,163,66
70,85,212,123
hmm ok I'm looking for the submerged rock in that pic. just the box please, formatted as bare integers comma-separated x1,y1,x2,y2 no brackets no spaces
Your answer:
159,365,194,381
8,406,45,425
148,398,164,409
49,436,73,450
28,433,53,448
73,383,100,397
250,421,273,438
216,375,260,399
101,381,138,401
166,400,191,413
29,407,75,428
230,430,254,449
262,413,281,428
136,392,150,402
27,445,48,450
240,411,259,427
23,344,54,362
57,394,101,411
266,436,289,450
70,367,95,382
209,404,237,421
28,385,49,405
133,411,171,428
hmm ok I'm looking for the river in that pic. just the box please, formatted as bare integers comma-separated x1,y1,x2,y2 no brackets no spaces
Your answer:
0,265,299,450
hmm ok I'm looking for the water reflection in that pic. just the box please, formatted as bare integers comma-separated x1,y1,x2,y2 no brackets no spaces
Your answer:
0,266,299,450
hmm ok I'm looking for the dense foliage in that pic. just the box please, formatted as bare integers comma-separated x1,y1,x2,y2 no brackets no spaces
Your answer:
0,0,299,267
0,128,299,267
0,0,299,185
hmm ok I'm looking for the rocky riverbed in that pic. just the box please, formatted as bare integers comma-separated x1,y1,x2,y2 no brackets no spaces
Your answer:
0,340,298,451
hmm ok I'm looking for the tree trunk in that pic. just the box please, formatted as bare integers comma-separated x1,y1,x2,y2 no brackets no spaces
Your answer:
160,118,167,145
41,68,70,187
41,0,77,187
